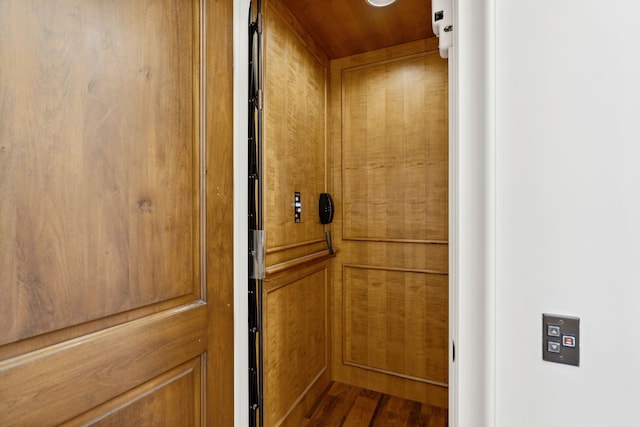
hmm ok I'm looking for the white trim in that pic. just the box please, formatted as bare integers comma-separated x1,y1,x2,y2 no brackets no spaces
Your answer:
451,0,496,426
233,1,250,426
448,40,459,427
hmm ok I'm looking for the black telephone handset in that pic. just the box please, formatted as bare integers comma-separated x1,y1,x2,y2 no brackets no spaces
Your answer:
319,193,334,224
319,193,335,254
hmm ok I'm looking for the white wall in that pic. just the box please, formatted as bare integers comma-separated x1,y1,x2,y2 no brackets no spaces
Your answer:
452,0,496,425
494,1,640,425
233,1,249,426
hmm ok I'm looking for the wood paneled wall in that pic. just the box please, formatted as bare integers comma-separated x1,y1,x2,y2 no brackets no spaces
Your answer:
261,0,332,425
343,266,448,385
329,38,449,408
263,0,328,266
263,264,329,427
341,55,448,242
0,0,234,424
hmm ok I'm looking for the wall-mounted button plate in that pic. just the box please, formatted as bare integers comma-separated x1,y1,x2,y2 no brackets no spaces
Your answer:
294,192,301,223
542,314,579,366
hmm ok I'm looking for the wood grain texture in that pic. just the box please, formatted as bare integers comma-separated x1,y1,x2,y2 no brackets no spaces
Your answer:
0,0,199,346
343,266,448,386
264,0,328,66
266,239,328,267
265,249,335,280
282,0,434,59
0,0,234,425
263,0,328,257
328,40,449,406
0,303,207,426
348,241,448,274
343,393,381,427
260,2,334,424
304,382,447,427
263,265,329,426
304,382,362,427
64,358,202,426
278,368,331,427
204,0,235,424
342,53,448,242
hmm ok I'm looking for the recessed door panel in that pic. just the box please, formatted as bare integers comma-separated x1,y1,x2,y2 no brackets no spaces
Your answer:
0,0,233,424
0,0,199,345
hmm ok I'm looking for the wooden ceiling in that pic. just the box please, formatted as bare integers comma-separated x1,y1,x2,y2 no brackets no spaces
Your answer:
281,0,435,59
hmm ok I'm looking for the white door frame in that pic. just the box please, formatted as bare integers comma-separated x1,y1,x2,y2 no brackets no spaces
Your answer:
449,0,496,426
233,1,250,426
232,1,497,425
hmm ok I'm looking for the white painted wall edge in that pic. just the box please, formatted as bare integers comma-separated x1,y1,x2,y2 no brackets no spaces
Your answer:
452,0,496,426
233,1,249,426
448,39,459,427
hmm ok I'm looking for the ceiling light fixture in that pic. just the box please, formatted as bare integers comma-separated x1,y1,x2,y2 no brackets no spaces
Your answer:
366,0,396,7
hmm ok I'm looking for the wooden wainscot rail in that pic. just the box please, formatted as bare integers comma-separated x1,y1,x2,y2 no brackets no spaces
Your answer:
264,249,337,281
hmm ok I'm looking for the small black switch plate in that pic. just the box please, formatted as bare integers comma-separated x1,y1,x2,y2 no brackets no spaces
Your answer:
542,314,580,366
294,192,301,223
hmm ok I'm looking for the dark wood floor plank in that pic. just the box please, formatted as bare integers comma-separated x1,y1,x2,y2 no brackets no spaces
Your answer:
305,395,339,426
305,382,447,427
342,395,379,426
419,402,448,427
305,382,361,426
305,382,334,419
371,395,417,427
369,393,390,426
406,400,424,427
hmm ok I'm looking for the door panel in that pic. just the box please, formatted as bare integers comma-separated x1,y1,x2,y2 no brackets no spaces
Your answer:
329,39,449,407
1,305,207,426
263,265,329,426
0,0,199,345
0,0,233,424
343,266,448,385
65,358,203,426
341,54,448,243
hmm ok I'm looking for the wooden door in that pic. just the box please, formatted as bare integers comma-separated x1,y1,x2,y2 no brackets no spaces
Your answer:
0,0,233,425
329,39,449,408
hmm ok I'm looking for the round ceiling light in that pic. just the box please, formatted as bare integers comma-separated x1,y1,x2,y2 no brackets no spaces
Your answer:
366,0,396,7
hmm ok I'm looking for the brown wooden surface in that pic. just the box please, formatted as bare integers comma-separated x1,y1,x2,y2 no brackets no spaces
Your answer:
263,264,330,426
265,239,329,268
304,382,447,427
0,0,198,347
0,304,207,426
0,0,234,425
204,0,235,424
328,39,449,407
341,53,449,242
263,0,328,260
265,249,335,279
261,1,333,425
66,358,202,426
343,267,448,386
282,0,434,59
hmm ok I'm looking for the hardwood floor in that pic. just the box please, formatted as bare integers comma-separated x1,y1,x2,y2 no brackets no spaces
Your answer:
302,382,448,427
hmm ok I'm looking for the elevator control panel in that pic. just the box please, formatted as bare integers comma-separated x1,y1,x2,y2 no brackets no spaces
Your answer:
294,192,301,223
542,313,580,366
